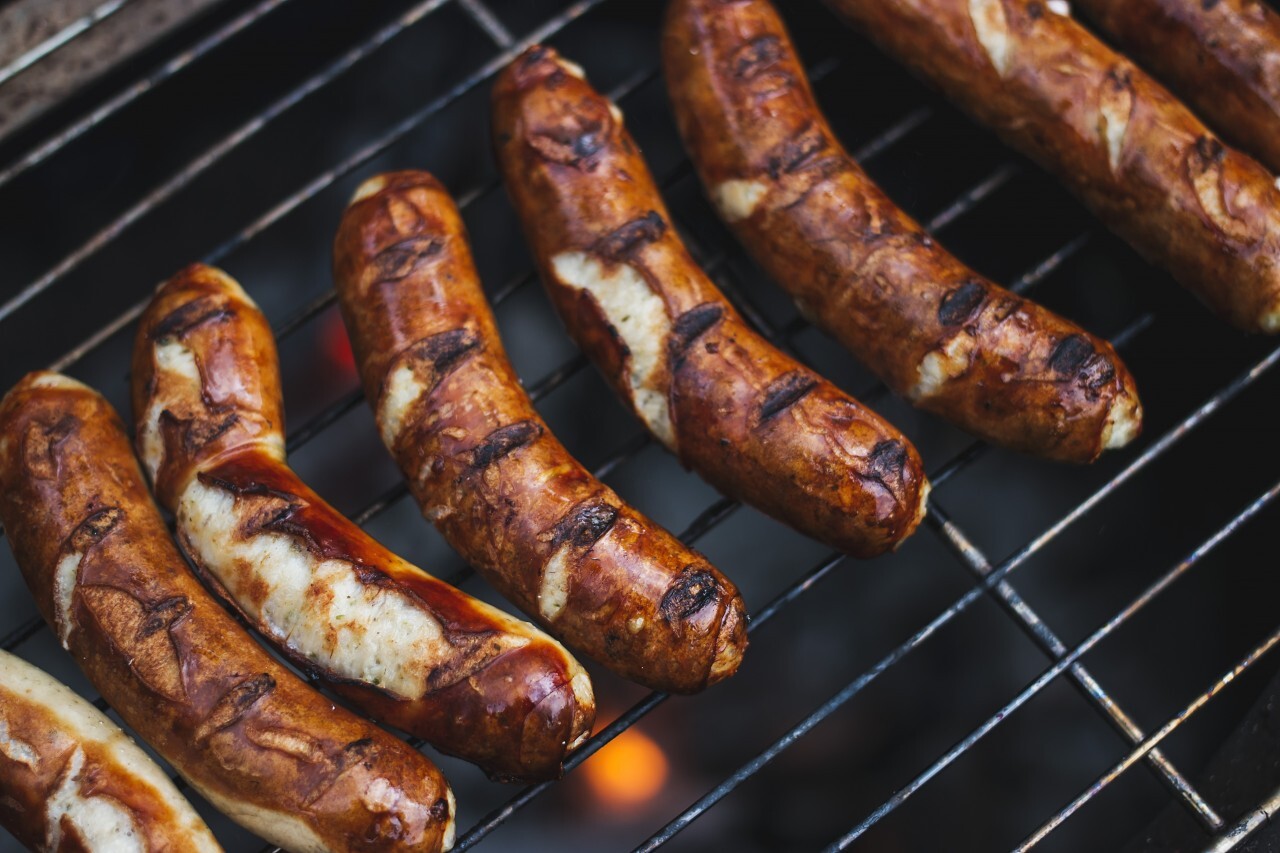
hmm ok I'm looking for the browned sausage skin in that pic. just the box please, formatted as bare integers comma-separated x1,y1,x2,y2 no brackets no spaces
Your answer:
662,0,1142,463
0,648,221,852
131,265,594,782
332,170,747,693
1073,0,1280,176
0,373,455,853
822,0,1280,333
492,46,929,558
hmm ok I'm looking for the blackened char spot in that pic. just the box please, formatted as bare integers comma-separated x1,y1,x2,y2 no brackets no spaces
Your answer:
937,281,987,326
732,35,784,79
1048,335,1096,376
198,471,296,503
593,212,667,261
371,237,443,283
1195,135,1226,167
520,45,550,69
67,506,123,552
430,799,450,823
153,298,233,340
528,116,606,168
1079,356,1117,392
469,421,543,469
866,440,907,485
660,567,720,622
1202,0,1221,9
1026,1,1043,18
552,500,619,548
1106,66,1132,92
766,125,828,179
139,596,192,638
404,328,481,391
759,372,818,422
669,304,724,364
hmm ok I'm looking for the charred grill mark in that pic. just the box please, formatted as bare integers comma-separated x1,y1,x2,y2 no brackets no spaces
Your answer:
1048,335,1097,375
1079,355,1117,393
351,563,395,588
759,372,818,422
732,35,785,79
938,280,988,326
520,45,550,69
527,116,607,168
160,409,241,458
1202,0,1221,9
866,440,908,485
153,298,233,340
138,596,191,639
370,237,444,283
468,421,543,469
660,567,720,622
429,799,450,823
405,329,481,392
67,506,123,552
23,415,77,479
197,471,297,503
552,500,619,549
194,674,276,745
593,212,667,261
669,304,725,365
1193,135,1227,169
766,125,830,179
426,631,512,692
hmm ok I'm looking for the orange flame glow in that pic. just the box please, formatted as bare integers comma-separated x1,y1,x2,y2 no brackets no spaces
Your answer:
582,727,670,811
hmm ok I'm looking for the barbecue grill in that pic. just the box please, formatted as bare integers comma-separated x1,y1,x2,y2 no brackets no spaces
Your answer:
2,0,1279,850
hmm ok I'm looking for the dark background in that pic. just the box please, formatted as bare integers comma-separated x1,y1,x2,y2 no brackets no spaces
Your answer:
1,0,1279,850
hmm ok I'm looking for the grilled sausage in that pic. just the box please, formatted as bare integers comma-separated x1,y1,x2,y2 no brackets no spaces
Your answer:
662,0,1143,463
332,170,747,693
0,648,221,852
1073,0,1280,176
0,372,454,853
131,264,594,783
821,0,1280,333
493,46,929,558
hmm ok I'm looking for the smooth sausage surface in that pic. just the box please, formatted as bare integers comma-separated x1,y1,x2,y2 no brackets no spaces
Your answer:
0,648,221,852
663,0,1143,462
131,265,595,782
333,170,747,693
493,46,929,558
0,372,455,853
822,0,1280,333
1073,0,1280,176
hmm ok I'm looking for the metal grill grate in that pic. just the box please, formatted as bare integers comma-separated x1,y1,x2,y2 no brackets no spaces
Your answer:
2,0,1279,850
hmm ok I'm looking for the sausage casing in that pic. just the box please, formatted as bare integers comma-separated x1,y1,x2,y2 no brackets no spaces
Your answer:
131,265,595,782
1073,0,1280,176
493,46,929,558
332,170,747,693
822,0,1280,333
0,372,455,853
662,0,1143,462
0,648,221,852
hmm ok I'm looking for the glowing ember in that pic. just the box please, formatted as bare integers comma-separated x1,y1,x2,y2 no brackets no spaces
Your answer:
582,727,670,811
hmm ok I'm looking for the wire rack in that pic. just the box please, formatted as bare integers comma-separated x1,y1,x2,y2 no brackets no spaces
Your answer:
2,0,1279,850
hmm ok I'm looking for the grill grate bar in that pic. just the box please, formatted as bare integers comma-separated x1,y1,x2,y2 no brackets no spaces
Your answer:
1015,626,1280,849
1203,782,1280,852
453,549,853,852
457,0,514,47
38,0,612,382
0,0,135,88
925,502,1222,829
0,0,457,326
830,479,1280,850
0,0,293,190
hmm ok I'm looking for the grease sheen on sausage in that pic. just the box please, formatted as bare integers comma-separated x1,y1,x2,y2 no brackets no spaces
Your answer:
822,0,1280,333
131,265,594,783
0,373,455,853
0,648,221,852
333,170,747,694
493,46,929,558
663,0,1143,463
1073,0,1280,176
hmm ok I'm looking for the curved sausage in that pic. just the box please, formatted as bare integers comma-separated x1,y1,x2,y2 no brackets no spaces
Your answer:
0,648,221,852
332,170,747,693
821,0,1280,333
492,46,929,558
0,372,454,853
1073,0,1280,176
131,265,594,783
662,0,1143,463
